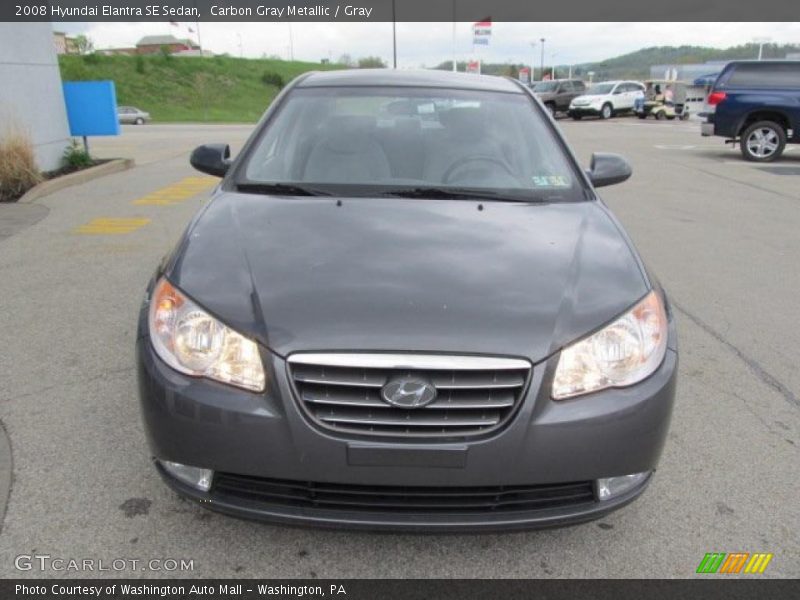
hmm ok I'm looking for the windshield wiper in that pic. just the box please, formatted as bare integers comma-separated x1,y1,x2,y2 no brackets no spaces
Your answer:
236,182,332,196
382,187,545,203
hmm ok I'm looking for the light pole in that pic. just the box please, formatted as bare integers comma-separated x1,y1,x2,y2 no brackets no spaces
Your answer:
753,36,771,60
550,51,559,79
530,42,537,81
392,0,397,69
540,38,545,80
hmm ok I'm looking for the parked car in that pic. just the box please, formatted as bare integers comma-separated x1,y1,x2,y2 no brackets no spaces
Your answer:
701,60,800,162
569,81,645,120
531,79,587,116
136,70,677,532
117,106,150,125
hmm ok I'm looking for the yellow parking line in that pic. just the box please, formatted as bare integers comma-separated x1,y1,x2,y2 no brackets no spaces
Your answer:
73,218,151,235
132,176,217,206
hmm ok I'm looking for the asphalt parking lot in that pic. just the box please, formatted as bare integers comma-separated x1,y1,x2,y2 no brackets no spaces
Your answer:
0,118,798,578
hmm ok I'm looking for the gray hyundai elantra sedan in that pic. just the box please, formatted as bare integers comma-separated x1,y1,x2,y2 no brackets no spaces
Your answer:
136,69,677,531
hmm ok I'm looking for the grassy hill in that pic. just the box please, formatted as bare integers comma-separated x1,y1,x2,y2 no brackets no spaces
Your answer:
438,43,800,82
573,44,800,80
63,43,800,122
59,54,341,122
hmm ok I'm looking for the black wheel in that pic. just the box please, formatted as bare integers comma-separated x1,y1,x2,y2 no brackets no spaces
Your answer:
655,111,666,121
637,113,647,119
740,120,786,162
545,103,556,118
135,117,145,125
571,114,582,121
599,103,613,120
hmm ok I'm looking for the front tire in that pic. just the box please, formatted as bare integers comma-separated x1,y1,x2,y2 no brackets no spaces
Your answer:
655,111,666,121
571,113,582,120
545,103,556,118
740,120,786,162
600,103,613,120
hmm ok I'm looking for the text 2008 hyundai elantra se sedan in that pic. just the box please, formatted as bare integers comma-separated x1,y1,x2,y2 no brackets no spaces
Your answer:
136,70,677,531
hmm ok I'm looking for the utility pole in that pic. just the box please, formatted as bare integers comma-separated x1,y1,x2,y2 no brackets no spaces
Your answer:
540,38,545,80
288,22,294,60
530,42,537,81
192,0,203,56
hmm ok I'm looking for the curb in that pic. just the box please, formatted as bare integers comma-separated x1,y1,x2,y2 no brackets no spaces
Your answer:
0,419,11,535
18,158,136,204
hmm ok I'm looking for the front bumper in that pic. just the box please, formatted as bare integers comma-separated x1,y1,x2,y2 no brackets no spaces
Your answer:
568,106,602,116
137,326,677,531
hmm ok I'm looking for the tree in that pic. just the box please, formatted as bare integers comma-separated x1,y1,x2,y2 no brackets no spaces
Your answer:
358,56,386,69
337,54,354,67
73,35,94,55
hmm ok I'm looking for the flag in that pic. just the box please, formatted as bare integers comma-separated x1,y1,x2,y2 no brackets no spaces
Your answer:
473,17,491,46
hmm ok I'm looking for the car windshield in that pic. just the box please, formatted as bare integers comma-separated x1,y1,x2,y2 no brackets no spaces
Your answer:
584,83,615,95
238,86,584,202
533,82,559,92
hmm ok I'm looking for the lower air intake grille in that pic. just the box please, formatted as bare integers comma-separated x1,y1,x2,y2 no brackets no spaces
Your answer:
287,353,531,439
213,473,596,513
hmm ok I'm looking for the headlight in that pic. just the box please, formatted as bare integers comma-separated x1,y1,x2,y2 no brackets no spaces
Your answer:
148,278,266,392
552,290,668,400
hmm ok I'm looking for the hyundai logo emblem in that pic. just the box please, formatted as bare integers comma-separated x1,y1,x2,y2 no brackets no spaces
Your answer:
381,377,437,409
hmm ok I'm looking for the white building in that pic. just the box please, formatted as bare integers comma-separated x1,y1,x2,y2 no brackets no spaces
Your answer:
0,23,71,171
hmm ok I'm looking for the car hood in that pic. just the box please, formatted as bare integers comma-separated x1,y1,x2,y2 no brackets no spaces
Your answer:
571,94,606,104
168,193,648,362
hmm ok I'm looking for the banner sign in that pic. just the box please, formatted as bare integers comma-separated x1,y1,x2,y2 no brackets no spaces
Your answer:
472,17,491,45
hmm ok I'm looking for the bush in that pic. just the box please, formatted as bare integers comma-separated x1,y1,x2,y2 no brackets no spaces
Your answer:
358,56,386,68
0,132,42,202
260,70,285,89
63,139,93,170
135,54,146,74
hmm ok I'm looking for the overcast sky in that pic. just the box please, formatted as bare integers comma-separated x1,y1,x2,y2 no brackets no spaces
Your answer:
57,22,800,66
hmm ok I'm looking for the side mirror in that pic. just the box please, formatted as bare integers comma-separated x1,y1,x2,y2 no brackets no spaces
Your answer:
190,144,231,177
587,152,632,188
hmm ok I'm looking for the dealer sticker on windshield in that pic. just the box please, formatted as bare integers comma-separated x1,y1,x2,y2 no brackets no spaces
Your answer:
531,175,571,188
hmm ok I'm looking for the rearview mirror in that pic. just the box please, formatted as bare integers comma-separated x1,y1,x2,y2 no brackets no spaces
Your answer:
587,153,632,188
190,144,231,177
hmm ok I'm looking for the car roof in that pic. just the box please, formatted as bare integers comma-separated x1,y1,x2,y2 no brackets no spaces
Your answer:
726,60,800,66
297,69,523,93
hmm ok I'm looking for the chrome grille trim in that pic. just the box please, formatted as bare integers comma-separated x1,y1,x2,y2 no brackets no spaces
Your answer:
287,353,531,439
288,353,530,371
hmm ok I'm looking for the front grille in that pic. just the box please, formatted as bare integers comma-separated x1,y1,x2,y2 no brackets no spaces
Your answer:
213,473,596,513
287,353,531,439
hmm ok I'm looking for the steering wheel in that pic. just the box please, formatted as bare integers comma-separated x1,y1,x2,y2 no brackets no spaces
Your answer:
441,155,521,186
